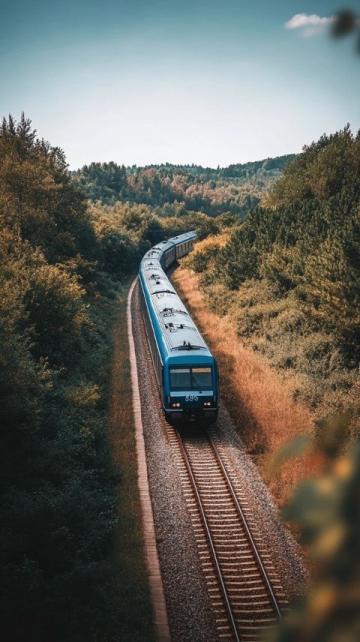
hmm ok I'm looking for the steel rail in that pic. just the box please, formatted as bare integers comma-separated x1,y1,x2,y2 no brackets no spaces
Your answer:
208,432,283,620
175,429,241,642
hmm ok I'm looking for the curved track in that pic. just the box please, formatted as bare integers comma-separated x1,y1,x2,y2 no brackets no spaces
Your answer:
167,424,287,642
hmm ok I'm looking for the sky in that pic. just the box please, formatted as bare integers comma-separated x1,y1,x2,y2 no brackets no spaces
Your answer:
1,0,359,168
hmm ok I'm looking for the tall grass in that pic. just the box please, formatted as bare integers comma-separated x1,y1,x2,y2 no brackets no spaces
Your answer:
173,268,315,505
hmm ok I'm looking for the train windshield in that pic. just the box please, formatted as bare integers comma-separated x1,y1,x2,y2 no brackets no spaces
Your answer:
170,367,212,390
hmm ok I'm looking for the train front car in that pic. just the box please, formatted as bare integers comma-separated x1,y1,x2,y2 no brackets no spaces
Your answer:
139,231,219,425
165,353,218,424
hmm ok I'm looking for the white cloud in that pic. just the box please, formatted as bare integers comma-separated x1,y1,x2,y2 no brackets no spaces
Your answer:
285,13,335,37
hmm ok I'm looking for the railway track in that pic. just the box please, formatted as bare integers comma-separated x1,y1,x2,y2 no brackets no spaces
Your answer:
167,424,287,642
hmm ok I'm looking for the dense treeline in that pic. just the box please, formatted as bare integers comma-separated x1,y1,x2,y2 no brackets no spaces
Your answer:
88,200,233,278
72,154,295,215
185,127,360,424
0,114,233,642
0,114,121,642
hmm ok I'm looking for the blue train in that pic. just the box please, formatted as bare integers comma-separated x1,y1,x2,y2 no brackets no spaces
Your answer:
139,231,219,424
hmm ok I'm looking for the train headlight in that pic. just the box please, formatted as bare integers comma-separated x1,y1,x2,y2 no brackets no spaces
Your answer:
171,402,181,408
203,401,212,407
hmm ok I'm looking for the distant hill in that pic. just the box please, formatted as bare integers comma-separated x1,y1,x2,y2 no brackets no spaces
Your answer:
125,154,296,178
220,154,296,178
73,153,297,217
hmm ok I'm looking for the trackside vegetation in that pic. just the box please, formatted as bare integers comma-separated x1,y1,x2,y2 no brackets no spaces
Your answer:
0,116,161,642
184,127,360,429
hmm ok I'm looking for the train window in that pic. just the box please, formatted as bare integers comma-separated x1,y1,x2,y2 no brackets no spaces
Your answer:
192,367,212,389
170,368,191,389
170,367,212,390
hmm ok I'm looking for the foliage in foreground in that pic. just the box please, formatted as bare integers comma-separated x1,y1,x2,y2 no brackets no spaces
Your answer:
271,416,360,642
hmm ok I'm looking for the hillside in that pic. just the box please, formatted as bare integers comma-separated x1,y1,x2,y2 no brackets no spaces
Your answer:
72,154,296,216
183,126,360,430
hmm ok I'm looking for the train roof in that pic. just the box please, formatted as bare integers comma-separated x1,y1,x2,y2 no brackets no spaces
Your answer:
142,231,197,261
139,232,213,362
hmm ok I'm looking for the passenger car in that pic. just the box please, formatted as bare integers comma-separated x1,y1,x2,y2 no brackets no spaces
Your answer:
138,231,219,423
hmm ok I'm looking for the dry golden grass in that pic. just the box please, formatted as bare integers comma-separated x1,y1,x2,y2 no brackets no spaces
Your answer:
172,268,315,505
193,231,231,250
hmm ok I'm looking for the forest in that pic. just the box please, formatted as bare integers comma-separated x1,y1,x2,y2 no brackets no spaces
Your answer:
72,154,294,215
0,114,129,642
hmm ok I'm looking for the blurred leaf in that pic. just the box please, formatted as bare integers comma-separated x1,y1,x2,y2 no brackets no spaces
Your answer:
315,411,352,459
332,10,357,38
268,434,312,475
